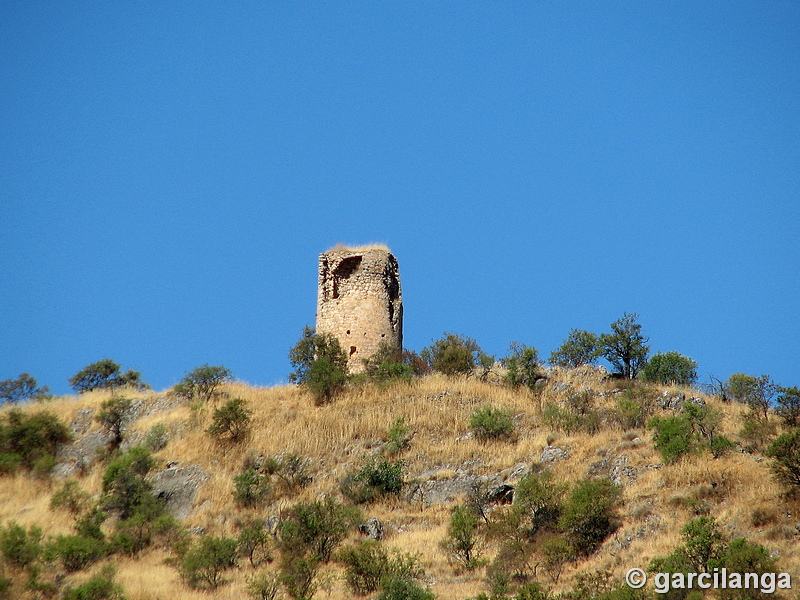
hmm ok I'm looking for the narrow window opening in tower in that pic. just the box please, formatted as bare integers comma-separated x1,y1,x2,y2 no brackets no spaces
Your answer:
350,346,357,357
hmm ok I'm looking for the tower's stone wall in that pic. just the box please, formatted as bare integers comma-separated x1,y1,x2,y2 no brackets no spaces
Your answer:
316,246,402,373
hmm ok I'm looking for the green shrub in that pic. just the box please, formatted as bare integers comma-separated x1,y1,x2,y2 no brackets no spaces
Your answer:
364,342,414,383
0,373,49,404
69,359,148,393
345,545,422,596
541,537,572,583
502,342,544,390
648,415,695,464
775,386,800,427
63,565,125,600
421,333,482,376
766,428,800,491
640,351,698,385
144,423,169,451
513,470,565,536
549,329,601,368
51,534,108,572
543,402,580,435
179,535,238,589
289,327,349,404
0,574,11,600
385,417,413,455
0,409,70,475
377,576,435,600
110,510,176,556
50,479,92,514
469,405,515,442
95,396,133,449
718,538,777,600
233,468,271,507
207,397,251,442
261,453,312,493
245,571,281,600
709,435,735,458
337,540,392,595
738,410,777,453
31,453,57,478
0,453,22,475
559,478,622,557
279,553,319,600
0,521,42,568
277,497,359,563
726,374,778,420
440,504,482,570
75,507,107,541
101,447,158,519
614,389,655,431
173,364,233,404
237,519,271,567
341,459,405,504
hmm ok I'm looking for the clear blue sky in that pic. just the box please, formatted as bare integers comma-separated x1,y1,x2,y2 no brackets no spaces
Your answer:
2,2,798,396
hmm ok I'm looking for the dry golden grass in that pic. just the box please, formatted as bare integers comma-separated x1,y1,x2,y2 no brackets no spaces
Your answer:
1,370,798,599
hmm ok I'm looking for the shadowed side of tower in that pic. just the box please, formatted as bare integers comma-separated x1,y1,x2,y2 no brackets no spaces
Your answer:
316,245,402,373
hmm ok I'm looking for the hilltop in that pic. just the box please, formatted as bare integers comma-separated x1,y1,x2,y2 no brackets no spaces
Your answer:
0,369,797,600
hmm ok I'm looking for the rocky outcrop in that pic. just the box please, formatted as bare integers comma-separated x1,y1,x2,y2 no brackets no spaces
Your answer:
149,464,210,519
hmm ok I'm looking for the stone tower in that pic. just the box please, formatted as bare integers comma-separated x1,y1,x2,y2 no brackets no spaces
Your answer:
316,245,402,373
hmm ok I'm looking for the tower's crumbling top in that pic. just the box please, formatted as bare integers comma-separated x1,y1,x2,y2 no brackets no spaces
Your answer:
316,245,402,373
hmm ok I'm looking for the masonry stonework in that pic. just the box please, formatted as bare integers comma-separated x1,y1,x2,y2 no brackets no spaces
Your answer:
316,246,402,373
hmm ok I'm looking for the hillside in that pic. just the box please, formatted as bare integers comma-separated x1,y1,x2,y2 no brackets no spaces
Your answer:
0,369,798,600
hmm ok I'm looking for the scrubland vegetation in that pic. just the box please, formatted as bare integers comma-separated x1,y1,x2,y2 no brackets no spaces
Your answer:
1,316,799,600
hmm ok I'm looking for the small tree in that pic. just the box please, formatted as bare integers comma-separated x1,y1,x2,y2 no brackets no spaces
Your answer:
277,497,360,563
233,468,271,507
207,397,252,442
725,374,778,421
640,351,698,386
599,313,649,379
307,351,348,404
173,364,232,404
775,386,800,427
337,540,391,595
180,535,238,589
237,519,272,567
101,446,158,520
503,343,543,390
0,373,49,404
766,428,800,491
548,329,601,368
69,359,148,393
559,477,622,556
96,396,133,449
289,328,349,404
50,479,91,515
421,333,482,376
440,504,482,570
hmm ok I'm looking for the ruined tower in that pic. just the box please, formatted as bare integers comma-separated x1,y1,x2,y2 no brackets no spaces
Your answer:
316,245,402,373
